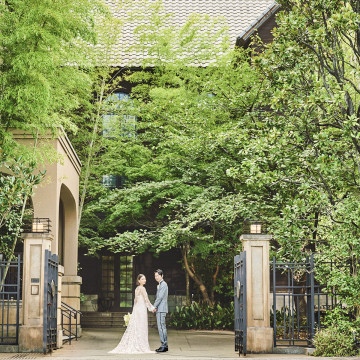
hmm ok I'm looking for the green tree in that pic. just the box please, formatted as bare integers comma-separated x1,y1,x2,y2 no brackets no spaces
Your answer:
0,152,44,289
0,0,107,260
77,0,360,314
77,5,263,304
72,1,127,227
0,0,106,156
0,153,44,256
253,0,360,323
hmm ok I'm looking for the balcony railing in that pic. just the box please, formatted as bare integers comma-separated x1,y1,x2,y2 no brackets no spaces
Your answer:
22,218,51,233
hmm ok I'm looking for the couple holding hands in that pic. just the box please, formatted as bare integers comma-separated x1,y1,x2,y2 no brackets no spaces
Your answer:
109,269,169,354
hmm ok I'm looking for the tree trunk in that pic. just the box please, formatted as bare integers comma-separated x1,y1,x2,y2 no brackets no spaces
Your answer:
1,133,39,291
78,78,106,228
181,245,213,306
0,194,28,292
185,270,191,306
293,274,307,323
210,263,219,304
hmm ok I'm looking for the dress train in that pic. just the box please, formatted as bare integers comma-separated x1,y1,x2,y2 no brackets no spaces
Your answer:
109,286,155,354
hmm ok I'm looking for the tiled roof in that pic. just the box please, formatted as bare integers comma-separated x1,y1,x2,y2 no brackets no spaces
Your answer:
99,0,277,66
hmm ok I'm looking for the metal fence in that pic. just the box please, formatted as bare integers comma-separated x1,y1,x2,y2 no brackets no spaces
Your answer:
271,255,344,347
0,255,22,345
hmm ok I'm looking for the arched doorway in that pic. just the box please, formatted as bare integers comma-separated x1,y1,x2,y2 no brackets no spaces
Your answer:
59,184,77,275
58,199,65,265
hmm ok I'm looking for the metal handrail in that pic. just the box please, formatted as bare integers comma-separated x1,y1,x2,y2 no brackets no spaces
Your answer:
61,301,82,345
22,218,52,233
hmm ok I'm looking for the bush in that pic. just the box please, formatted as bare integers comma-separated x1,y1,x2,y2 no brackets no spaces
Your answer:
313,327,358,357
312,307,360,357
322,306,360,334
169,302,234,330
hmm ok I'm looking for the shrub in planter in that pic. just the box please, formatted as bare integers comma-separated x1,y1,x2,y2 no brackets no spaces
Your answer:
169,302,234,330
313,327,358,357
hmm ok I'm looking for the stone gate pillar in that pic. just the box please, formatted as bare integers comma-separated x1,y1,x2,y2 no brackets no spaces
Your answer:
19,232,52,352
240,232,273,353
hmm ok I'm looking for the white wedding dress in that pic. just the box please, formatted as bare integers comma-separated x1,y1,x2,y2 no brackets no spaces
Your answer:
109,285,155,354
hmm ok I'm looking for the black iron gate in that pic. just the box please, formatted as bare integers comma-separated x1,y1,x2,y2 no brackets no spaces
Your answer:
0,255,21,345
272,254,340,347
43,250,58,353
234,252,247,356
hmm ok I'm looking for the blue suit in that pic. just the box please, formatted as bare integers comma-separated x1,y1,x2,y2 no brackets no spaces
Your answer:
153,280,168,347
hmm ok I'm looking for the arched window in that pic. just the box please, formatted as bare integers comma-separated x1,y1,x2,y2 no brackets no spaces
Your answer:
102,92,136,138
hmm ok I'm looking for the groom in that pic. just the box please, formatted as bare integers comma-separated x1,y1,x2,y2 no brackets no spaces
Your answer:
153,269,168,353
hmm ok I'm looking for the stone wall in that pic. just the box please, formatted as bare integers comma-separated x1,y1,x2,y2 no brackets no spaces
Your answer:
80,294,98,312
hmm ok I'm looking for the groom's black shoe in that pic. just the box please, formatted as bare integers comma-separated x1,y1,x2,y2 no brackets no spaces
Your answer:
156,346,168,352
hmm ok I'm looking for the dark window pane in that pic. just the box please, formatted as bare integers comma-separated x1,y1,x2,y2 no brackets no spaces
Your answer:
102,92,137,138
119,255,133,308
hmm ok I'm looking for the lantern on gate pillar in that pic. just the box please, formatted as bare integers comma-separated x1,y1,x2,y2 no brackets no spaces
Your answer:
244,219,266,234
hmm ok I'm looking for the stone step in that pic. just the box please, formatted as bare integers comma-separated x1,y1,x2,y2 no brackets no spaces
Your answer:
83,322,125,327
81,311,159,328
81,312,128,328
81,319,125,324
82,313,127,319
82,311,129,317
62,335,76,343
82,324,124,328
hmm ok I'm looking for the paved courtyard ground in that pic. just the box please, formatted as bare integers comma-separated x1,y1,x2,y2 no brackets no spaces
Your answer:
0,328,356,360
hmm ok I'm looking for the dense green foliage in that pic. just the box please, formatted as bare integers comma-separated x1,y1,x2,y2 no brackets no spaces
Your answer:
258,0,360,326
0,0,106,156
77,9,245,305
0,0,107,259
78,49,261,303
0,153,44,259
313,327,358,357
76,0,360,314
169,302,234,330
2,0,360,346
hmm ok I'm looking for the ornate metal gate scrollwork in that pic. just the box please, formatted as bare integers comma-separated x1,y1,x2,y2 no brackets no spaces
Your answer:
43,250,58,353
234,252,247,356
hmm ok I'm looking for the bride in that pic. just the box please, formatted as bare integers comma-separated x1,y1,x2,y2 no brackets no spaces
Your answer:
109,274,155,354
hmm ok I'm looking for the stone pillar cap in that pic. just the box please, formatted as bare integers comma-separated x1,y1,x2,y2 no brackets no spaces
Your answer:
21,232,54,241
240,234,272,241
